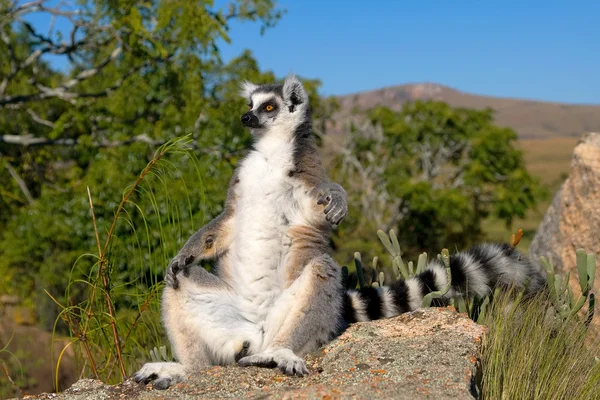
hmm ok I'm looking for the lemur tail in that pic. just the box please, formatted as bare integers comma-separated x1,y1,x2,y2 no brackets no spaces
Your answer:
342,243,547,323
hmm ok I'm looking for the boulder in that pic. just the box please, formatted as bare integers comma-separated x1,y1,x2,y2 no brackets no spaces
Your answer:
529,132,600,318
16,308,484,399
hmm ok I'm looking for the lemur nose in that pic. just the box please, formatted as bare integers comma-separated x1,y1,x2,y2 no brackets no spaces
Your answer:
241,114,251,123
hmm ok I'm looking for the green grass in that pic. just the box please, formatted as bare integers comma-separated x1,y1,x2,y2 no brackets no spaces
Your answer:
479,290,600,399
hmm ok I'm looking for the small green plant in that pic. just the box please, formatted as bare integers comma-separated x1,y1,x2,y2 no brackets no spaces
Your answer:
541,249,596,324
353,252,367,289
149,346,172,363
351,229,454,309
421,249,452,307
377,229,409,279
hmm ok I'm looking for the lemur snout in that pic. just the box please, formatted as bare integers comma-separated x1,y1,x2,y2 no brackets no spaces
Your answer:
241,112,260,128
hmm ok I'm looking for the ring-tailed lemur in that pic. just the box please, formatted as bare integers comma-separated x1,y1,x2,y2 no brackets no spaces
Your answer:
134,75,546,389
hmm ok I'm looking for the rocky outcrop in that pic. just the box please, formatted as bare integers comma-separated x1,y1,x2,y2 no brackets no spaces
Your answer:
16,308,484,399
529,132,600,317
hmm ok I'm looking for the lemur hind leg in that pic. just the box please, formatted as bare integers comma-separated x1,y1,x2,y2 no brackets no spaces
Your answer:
135,263,261,389
238,255,343,376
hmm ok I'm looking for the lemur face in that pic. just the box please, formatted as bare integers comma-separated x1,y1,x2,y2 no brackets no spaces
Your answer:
241,90,285,130
240,75,309,136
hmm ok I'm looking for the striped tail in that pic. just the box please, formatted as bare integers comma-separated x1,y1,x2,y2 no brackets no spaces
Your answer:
342,243,547,323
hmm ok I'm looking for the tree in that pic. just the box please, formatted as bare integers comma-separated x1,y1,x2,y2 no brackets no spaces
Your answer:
332,101,543,261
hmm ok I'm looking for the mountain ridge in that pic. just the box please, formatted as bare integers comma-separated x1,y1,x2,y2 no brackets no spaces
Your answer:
332,83,600,139
335,82,600,107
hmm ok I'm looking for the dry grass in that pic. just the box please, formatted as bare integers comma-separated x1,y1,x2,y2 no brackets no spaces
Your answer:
479,291,600,399
518,137,579,187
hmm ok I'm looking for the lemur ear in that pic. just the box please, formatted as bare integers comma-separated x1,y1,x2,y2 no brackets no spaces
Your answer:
239,80,258,99
282,74,308,112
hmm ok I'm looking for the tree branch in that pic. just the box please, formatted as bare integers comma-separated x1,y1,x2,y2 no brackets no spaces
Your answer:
0,0,124,106
0,51,171,107
5,161,34,204
26,108,56,128
0,133,163,148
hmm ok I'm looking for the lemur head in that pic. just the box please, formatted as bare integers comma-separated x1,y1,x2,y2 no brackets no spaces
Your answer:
239,75,309,137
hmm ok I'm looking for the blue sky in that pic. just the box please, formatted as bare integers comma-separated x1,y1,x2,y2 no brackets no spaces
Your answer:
219,0,599,104
25,0,600,104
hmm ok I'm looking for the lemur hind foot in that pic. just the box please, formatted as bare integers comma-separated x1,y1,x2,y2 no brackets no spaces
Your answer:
238,348,309,377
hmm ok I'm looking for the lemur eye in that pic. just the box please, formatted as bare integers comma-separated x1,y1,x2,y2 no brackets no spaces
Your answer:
265,104,274,112
248,104,252,110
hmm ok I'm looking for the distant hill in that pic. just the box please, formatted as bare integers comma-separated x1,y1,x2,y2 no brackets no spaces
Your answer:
333,83,600,139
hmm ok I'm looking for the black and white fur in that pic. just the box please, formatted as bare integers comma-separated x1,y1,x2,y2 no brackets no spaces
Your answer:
134,76,546,389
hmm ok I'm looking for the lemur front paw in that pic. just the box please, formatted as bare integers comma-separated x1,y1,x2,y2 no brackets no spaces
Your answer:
317,184,347,225
165,253,195,289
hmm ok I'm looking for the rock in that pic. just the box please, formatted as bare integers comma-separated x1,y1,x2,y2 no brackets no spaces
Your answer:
529,132,600,301
15,308,484,399
0,321,77,397
11,306,37,326
0,295,20,305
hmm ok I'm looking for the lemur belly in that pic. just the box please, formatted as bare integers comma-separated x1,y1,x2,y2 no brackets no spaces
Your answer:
228,145,310,321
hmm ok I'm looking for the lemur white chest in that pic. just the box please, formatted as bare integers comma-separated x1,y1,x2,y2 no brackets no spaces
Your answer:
229,137,310,311
237,139,299,224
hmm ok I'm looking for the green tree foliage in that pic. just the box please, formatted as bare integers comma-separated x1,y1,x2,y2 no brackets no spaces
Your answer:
332,101,543,261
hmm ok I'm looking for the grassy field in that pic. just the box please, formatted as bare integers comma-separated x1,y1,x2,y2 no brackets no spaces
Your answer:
482,136,579,251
